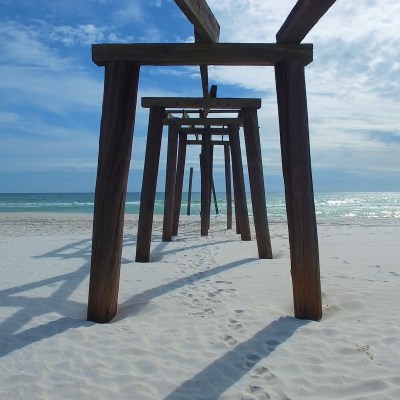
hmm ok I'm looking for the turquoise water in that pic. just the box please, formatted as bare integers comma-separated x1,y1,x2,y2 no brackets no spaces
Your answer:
1,192,399,224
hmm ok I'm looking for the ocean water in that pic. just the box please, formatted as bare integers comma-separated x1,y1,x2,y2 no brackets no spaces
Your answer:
0,192,399,225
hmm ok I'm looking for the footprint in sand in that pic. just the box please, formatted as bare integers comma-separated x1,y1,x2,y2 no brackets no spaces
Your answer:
251,366,278,383
221,334,238,346
264,339,280,349
228,317,244,330
244,353,261,368
248,385,271,399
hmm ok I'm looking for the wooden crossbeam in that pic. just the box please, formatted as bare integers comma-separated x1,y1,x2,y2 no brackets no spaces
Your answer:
166,109,238,114
174,0,220,43
142,97,261,109
187,140,230,145
92,43,313,66
277,0,336,43
179,127,230,134
164,117,242,126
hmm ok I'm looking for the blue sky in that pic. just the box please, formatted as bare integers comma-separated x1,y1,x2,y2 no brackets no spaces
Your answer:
0,0,399,193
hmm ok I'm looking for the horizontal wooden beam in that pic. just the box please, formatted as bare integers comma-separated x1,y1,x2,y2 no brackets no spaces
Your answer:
92,43,313,66
166,109,239,115
175,0,220,43
164,117,242,126
187,140,229,145
179,128,230,134
276,0,336,43
142,97,261,109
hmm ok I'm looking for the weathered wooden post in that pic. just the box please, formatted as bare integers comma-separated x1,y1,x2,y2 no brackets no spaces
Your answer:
187,166,194,215
87,62,139,323
162,125,179,242
172,133,187,236
211,175,219,215
275,60,322,320
242,107,273,259
224,144,232,229
135,106,165,262
229,125,251,241
200,132,211,235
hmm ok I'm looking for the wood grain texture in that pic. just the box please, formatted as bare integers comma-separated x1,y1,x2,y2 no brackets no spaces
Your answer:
172,134,187,236
242,108,273,259
224,144,233,230
229,126,251,241
175,0,220,43
179,127,230,134
135,107,165,263
277,0,336,43
275,60,322,320
92,43,313,66
164,117,242,126
162,125,179,242
187,166,194,216
87,62,139,323
143,97,260,109
200,133,212,236
187,140,230,145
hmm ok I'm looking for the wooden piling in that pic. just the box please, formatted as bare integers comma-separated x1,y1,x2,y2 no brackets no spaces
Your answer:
187,166,194,215
224,144,232,229
242,107,273,259
172,133,187,236
275,60,322,321
201,133,211,235
162,125,179,242
229,126,251,241
211,175,219,215
87,62,139,323
135,106,165,262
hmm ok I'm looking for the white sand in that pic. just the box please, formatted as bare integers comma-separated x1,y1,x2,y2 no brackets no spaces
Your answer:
0,213,399,399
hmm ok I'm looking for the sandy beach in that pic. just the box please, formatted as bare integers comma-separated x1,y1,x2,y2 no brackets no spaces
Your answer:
0,213,399,399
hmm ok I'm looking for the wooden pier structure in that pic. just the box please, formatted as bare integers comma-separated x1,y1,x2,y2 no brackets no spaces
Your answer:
87,0,337,323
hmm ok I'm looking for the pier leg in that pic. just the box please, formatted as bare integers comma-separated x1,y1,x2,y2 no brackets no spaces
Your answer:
229,126,251,241
163,125,179,242
172,133,187,236
187,166,194,216
88,62,139,323
275,60,322,320
201,133,211,236
135,106,165,262
242,107,273,259
224,144,232,229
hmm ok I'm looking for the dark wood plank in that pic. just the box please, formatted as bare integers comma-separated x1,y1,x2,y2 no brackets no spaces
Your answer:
143,97,260,109
87,62,139,323
200,133,211,235
229,125,251,241
92,43,313,66
172,134,187,236
175,0,220,43
224,144,232,230
164,117,242,126
180,127,230,134
187,140,230,145
187,166,194,216
135,107,165,262
242,108,273,259
277,0,336,43
275,60,322,320
162,125,179,242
